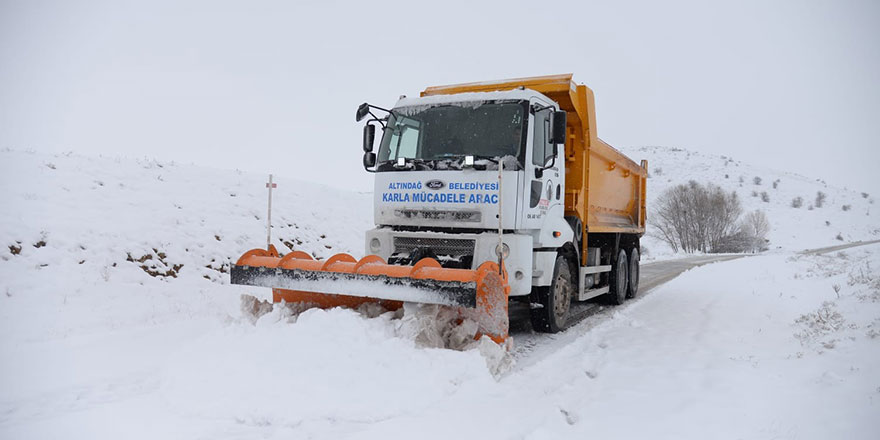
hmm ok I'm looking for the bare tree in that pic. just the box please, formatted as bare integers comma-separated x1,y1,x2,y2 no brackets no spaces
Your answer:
742,210,770,252
650,181,743,253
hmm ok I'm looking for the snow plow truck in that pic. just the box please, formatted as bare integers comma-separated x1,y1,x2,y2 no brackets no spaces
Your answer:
231,74,647,347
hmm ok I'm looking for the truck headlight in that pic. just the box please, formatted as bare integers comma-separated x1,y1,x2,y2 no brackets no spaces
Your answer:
370,238,381,253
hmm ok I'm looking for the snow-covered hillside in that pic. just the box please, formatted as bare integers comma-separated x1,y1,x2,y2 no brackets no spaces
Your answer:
2,148,878,439
620,146,879,258
0,148,373,341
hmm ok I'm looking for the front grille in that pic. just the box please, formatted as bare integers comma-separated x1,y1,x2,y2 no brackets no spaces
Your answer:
393,236,475,257
393,209,482,222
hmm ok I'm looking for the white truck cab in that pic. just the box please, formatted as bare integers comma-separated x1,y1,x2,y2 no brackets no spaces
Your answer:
361,89,572,298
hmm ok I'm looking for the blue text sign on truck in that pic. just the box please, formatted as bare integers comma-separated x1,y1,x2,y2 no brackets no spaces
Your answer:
382,181,499,204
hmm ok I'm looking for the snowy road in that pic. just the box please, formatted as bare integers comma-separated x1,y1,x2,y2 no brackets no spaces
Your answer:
509,239,880,368
509,253,743,366
801,239,880,256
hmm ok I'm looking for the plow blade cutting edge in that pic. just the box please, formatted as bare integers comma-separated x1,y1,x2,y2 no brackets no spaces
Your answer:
231,246,511,345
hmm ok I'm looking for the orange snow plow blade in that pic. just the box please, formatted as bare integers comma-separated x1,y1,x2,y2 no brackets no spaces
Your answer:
230,246,510,344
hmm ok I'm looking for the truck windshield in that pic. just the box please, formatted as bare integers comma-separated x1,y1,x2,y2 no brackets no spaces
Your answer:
376,101,526,170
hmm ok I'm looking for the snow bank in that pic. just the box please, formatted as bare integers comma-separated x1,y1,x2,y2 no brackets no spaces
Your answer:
161,307,496,430
0,148,372,340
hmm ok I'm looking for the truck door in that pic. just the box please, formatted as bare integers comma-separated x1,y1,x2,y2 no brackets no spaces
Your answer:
522,103,560,231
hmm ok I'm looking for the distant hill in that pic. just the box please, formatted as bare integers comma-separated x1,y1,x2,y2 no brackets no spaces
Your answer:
620,146,878,258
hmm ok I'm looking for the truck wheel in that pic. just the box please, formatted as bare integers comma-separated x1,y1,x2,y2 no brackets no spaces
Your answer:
607,249,628,305
626,248,640,299
529,256,572,333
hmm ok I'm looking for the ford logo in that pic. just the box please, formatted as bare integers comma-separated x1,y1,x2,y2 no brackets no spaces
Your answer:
425,179,445,190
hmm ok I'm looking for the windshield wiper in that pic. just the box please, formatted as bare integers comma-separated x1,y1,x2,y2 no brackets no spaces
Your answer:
378,155,520,171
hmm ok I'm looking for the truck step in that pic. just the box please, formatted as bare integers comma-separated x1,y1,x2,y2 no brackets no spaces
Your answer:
580,265,611,274
577,286,609,301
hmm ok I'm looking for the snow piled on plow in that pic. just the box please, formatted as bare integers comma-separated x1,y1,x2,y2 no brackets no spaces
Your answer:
240,297,511,371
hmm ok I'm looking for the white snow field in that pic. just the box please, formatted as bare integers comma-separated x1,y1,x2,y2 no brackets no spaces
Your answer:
1,148,879,439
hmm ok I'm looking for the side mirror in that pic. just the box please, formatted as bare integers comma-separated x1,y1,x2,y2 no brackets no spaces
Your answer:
356,103,370,122
363,124,376,152
549,111,567,145
363,152,376,169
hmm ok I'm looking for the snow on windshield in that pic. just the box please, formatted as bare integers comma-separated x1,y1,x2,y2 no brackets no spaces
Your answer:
394,89,541,110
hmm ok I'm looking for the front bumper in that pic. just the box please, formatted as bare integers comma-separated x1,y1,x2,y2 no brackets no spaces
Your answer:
365,228,533,296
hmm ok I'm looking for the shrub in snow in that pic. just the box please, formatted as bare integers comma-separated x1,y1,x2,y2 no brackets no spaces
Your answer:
653,167,663,176
714,229,753,253
842,205,851,211
772,179,780,189
794,301,845,345
742,210,770,252
753,176,762,185
825,220,831,226
791,196,804,208
815,191,826,208
836,233,844,241
649,181,743,253
715,210,771,253
751,191,758,197
862,192,869,199
739,176,744,184
761,191,769,203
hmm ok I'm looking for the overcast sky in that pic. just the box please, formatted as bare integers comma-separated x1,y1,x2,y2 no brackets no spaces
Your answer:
2,0,878,195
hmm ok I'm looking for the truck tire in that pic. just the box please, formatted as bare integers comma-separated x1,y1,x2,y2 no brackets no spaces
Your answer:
607,249,628,305
529,256,572,333
626,248,639,299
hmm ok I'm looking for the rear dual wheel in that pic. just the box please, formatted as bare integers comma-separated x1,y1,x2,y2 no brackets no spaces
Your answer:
608,247,640,304
627,248,640,299
608,249,628,305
